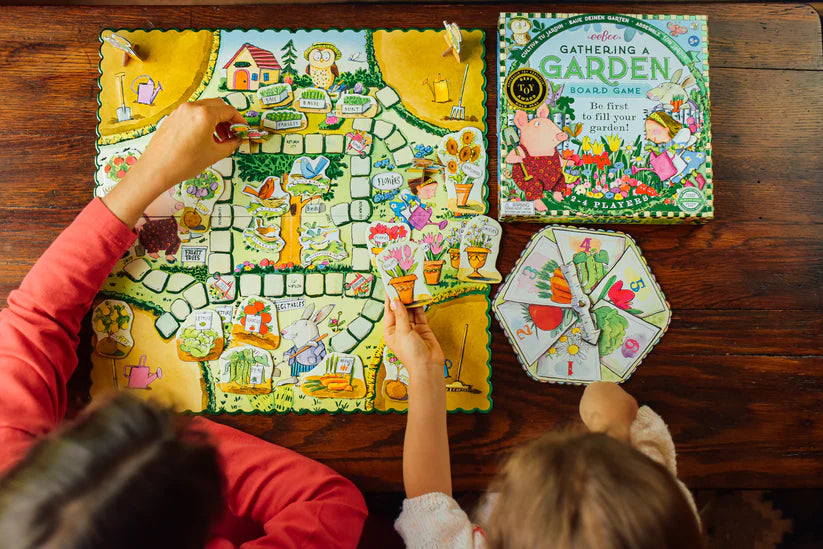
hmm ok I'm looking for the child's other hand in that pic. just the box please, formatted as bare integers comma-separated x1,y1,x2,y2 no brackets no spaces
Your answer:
138,98,245,191
579,382,638,442
383,297,445,380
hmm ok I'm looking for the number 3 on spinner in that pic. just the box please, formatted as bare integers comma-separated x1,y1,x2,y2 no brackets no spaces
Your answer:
523,266,539,280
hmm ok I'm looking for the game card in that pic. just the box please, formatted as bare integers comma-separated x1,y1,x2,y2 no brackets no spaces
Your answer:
376,242,432,308
589,247,666,318
496,300,575,366
503,235,568,307
535,323,602,383
593,301,662,377
553,228,626,274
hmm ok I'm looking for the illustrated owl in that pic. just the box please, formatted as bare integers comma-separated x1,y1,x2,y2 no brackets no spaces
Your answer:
509,18,532,46
304,42,340,90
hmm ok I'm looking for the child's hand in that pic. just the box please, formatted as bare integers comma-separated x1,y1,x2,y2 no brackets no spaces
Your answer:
579,382,638,442
383,297,444,380
103,99,245,227
137,98,245,192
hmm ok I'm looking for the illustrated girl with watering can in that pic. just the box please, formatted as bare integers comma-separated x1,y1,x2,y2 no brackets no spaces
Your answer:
633,111,696,184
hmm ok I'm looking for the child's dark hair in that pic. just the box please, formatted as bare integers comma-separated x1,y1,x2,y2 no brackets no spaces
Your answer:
0,393,223,549
484,432,703,549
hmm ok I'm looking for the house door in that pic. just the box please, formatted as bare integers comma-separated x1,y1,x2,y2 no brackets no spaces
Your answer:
233,69,249,90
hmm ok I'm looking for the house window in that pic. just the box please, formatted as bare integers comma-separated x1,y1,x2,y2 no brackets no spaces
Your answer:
263,73,269,82
251,73,258,81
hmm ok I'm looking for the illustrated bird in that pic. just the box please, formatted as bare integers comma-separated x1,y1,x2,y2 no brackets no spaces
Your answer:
304,42,341,90
242,176,288,210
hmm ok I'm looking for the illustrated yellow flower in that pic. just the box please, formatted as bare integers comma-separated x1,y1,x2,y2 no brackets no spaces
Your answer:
614,193,624,200
581,136,592,152
591,142,605,155
624,144,634,153
446,138,458,155
461,131,474,145
459,146,471,162
606,134,622,152
469,145,481,162
447,160,458,174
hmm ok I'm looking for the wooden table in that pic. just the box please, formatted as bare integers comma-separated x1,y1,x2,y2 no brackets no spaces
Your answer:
0,4,821,501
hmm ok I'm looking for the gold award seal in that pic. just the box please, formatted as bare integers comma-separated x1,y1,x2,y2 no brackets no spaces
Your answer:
504,67,547,109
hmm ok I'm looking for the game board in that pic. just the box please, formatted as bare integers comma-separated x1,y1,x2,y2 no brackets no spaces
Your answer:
90,27,492,414
493,226,670,384
497,13,712,223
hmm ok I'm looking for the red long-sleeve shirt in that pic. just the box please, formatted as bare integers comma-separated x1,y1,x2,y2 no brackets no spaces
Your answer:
0,198,367,548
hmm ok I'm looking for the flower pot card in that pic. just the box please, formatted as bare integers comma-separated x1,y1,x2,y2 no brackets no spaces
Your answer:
92,299,135,358
437,127,487,214
493,225,670,385
457,215,502,284
231,296,281,350
179,168,224,233
300,353,367,400
376,242,432,308
218,345,274,395
418,230,449,286
367,221,410,268
176,310,225,362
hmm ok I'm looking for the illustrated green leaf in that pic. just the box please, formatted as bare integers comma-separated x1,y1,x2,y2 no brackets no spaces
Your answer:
573,251,587,264
594,250,609,264
597,275,617,302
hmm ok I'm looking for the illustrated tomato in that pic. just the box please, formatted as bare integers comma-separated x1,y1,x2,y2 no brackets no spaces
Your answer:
113,157,124,166
125,155,136,165
528,304,564,331
104,164,111,173
259,325,269,335
286,262,294,268
260,312,272,323
244,305,257,314
254,301,265,312
240,316,246,326
116,170,126,178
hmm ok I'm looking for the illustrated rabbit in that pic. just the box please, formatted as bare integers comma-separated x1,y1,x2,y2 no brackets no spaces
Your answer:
646,68,697,112
280,303,336,378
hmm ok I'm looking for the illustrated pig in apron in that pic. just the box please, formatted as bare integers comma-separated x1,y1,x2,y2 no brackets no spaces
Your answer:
505,104,569,209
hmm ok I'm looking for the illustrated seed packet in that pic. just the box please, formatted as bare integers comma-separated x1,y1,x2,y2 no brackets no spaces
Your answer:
502,235,567,306
536,323,601,382
376,242,432,308
218,345,274,395
590,246,666,317
92,299,135,358
498,13,712,223
592,301,662,377
457,215,502,284
493,225,670,384
176,310,225,362
231,296,280,350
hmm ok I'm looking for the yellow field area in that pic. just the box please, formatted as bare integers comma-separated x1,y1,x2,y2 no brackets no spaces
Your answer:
98,30,216,141
373,29,486,133
90,306,207,412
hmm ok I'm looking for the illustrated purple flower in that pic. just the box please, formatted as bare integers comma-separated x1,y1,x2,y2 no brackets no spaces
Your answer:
187,185,196,195
353,82,364,94
210,181,219,190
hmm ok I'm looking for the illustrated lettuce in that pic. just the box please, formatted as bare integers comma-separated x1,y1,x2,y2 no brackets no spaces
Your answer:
179,327,219,358
593,306,628,356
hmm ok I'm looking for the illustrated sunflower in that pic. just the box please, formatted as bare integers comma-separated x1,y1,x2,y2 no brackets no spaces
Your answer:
469,145,481,162
446,138,459,155
447,160,458,174
458,146,471,162
461,131,473,145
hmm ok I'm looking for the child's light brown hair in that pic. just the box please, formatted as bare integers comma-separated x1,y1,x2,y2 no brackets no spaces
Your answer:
483,432,703,549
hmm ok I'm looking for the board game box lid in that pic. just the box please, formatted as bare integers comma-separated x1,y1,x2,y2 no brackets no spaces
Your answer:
497,13,712,224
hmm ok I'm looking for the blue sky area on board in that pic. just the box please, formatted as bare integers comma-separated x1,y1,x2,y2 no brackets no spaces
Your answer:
217,29,370,77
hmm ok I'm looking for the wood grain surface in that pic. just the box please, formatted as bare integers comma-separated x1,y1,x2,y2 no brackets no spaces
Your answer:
0,4,821,497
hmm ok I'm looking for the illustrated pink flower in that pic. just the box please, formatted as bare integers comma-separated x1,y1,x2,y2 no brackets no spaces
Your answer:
422,233,444,256
388,245,415,272
608,280,635,310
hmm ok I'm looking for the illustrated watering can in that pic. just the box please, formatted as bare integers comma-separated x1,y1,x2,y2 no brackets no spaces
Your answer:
131,75,163,106
123,354,162,389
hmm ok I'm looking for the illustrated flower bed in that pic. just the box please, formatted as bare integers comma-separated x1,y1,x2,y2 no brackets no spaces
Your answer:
262,109,306,131
298,88,329,109
258,83,291,106
340,93,373,114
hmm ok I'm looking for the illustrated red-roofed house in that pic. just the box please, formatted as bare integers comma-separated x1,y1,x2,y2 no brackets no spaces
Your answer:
223,43,282,91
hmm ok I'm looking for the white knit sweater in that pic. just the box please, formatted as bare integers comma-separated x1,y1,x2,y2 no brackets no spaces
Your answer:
394,406,697,549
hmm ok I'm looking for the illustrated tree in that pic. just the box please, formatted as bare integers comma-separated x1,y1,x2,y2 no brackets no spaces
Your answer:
280,39,298,75
236,153,342,266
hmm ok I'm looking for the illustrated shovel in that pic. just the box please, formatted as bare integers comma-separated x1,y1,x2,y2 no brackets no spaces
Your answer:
115,72,132,122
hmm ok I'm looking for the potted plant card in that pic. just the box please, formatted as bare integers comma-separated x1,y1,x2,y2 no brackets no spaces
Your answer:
445,220,467,270
376,242,432,307
457,215,503,283
437,127,487,214
176,310,224,362
179,168,224,233
420,231,448,285
257,83,293,107
218,345,274,395
367,221,410,267
92,299,134,358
